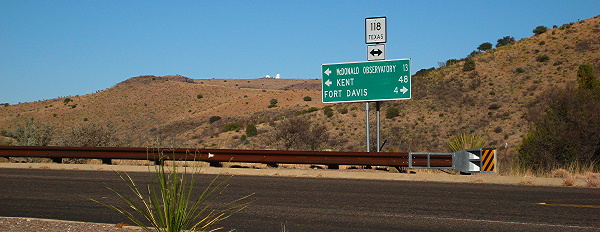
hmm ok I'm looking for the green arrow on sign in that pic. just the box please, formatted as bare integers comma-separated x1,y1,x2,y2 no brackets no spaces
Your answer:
321,59,411,103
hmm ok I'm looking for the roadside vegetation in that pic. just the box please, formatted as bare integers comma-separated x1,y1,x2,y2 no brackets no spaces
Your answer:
91,153,252,232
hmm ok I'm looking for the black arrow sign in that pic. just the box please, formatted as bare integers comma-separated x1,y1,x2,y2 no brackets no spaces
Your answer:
370,49,383,56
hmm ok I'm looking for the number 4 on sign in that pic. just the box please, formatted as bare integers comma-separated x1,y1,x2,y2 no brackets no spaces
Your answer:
394,86,408,94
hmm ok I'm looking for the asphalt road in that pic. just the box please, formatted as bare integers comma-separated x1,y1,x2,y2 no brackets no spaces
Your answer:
0,168,599,231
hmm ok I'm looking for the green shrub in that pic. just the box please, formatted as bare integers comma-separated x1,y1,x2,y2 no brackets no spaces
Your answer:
223,122,243,132
208,116,221,124
496,36,515,47
477,42,493,52
246,124,258,137
533,25,548,35
296,107,320,115
414,67,436,77
446,59,459,66
337,108,349,114
268,99,278,108
577,63,599,91
323,106,334,117
536,55,550,62
488,103,501,110
196,94,203,99
303,96,312,101
63,98,73,104
463,59,476,71
385,107,400,119
518,84,600,173
515,67,525,73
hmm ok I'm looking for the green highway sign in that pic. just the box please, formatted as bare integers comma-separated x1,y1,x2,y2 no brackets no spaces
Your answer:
322,59,411,103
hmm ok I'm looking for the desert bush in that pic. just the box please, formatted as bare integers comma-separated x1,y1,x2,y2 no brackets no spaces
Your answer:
533,25,548,35
303,96,312,101
536,55,550,62
209,116,221,124
337,108,349,114
518,83,600,173
56,122,119,147
296,107,319,115
63,98,73,104
488,103,501,110
323,106,334,118
3,117,53,146
477,42,493,52
446,59,459,66
245,124,258,137
515,67,525,73
468,50,482,58
196,94,203,99
414,67,436,77
463,59,476,71
577,63,599,92
223,123,243,132
267,99,278,108
385,107,400,119
496,36,515,47
448,133,486,152
275,117,329,151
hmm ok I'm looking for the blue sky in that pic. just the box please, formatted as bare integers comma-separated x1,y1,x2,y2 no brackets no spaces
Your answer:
1,1,598,104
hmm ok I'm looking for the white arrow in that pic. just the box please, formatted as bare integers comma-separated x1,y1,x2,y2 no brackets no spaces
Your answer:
400,86,408,94
324,68,332,76
324,79,333,87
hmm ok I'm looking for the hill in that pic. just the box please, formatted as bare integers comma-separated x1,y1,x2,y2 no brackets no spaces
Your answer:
1,15,599,173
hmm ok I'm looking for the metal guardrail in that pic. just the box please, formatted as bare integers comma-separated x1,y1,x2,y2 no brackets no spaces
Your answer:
408,153,454,169
0,146,495,172
0,146,421,168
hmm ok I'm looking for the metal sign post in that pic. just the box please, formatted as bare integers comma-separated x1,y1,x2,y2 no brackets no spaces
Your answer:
366,16,386,153
321,16,413,154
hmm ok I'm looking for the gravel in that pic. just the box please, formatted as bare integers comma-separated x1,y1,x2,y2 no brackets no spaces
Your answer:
0,217,145,232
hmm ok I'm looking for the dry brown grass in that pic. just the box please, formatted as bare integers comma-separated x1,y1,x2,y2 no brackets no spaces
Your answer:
585,173,600,188
562,175,576,186
551,168,570,178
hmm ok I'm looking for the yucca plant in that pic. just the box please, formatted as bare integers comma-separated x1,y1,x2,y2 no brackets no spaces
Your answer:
91,153,252,232
448,133,486,152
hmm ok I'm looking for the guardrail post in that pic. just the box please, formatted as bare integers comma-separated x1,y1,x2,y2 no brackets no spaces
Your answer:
209,161,222,167
101,158,112,165
327,164,339,169
51,157,62,164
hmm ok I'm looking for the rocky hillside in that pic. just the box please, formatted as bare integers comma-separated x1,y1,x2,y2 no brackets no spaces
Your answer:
1,15,599,169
